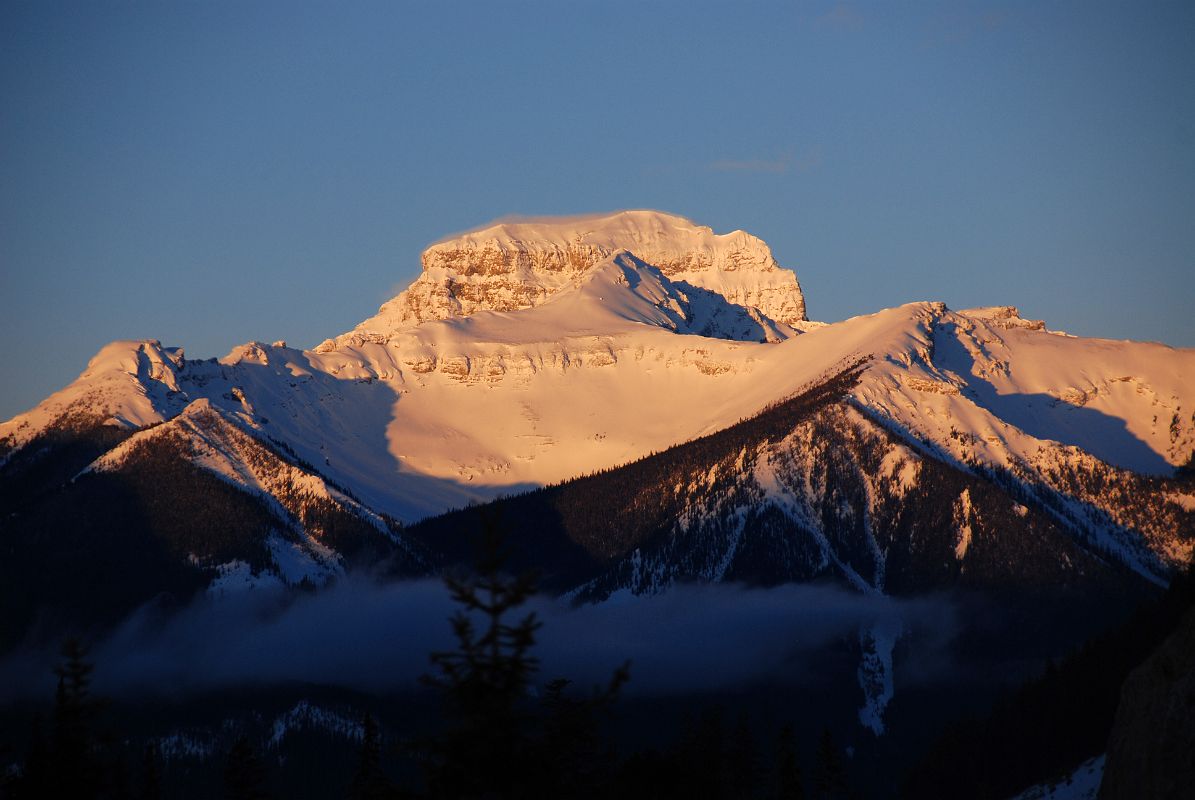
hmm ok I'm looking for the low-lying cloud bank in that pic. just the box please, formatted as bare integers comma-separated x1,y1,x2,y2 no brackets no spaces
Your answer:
0,577,958,702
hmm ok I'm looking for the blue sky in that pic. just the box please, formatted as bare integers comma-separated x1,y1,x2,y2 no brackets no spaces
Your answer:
2,1,1193,420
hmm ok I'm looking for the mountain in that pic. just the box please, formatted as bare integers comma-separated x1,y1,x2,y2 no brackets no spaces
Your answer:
2,211,1193,660
334,209,809,338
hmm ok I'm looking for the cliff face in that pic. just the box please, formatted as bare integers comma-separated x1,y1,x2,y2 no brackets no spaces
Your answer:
348,210,807,336
1099,606,1195,800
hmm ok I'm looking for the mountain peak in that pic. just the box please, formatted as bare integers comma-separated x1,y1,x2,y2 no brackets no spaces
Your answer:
428,209,739,250
335,210,806,345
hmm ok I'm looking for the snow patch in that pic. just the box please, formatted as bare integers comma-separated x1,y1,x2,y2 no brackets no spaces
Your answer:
267,533,341,587
154,730,219,761
1008,754,1105,800
953,489,975,560
206,561,284,596
856,618,901,736
268,700,365,749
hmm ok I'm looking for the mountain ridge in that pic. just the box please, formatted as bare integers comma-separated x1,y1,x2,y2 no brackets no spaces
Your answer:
2,212,1192,623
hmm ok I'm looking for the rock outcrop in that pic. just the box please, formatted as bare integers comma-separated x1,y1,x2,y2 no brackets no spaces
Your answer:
1098,606,1195,800
337,210,807,343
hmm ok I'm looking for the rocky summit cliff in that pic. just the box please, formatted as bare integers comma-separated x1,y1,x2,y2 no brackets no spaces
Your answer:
326,210,807,347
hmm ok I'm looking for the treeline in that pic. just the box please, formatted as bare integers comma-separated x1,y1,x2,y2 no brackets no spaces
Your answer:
408,361,1143,606
0,416,412,652
406,363,868,588
0,429,276,651
1,639,163,799
903,555,1195,799
0,654,858,800
0,412,134,517
1,523,864,800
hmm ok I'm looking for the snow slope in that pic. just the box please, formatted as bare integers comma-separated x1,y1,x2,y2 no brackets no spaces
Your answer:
84,397,415,589
0,339,189,458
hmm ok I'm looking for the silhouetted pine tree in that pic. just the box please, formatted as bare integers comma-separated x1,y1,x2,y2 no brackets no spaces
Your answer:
534,666,629,797
417,514,631,798
774,724,804,800
613,747,681,799
348,714,396,800
812,729,847,800
0,741,16,799
51,638,105,798
140,742,162,800
678,707,728,796
11,716,52,798
107,752,131,800
419,515,542,798
6,640,117,799
224,735,269,800
728,712,759,799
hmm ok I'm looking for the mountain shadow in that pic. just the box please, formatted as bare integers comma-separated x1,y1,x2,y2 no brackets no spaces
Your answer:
933,321,1172,475
405,359,1154,613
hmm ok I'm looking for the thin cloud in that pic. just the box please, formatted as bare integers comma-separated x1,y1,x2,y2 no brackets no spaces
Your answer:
920,8,1013,48
708,149,823,175
709,157,793,175
816,4,865,31
427,210,675,246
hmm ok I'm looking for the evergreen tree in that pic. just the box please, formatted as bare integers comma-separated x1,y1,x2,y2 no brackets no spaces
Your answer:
774,724,804,800
415,513,634,798
107,752,131,800
535,666,629,797
0,741,16,798
50,638,104,798
224,735,269,800
812,729,847,800
613,747,680,800
348,714,395,800
419,515,542,798
728,712,759,799
8,639,116,799
13,717,52,798
678,707,728,796
417,514,631,798
140,742,163,800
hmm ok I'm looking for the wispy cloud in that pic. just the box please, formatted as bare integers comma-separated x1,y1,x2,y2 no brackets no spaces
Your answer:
708,149,823,175
709,157,793,175
920,8,1012,48
816,3,865,31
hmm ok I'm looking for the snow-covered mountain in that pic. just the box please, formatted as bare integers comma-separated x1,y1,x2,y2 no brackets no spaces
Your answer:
2,211,1193,655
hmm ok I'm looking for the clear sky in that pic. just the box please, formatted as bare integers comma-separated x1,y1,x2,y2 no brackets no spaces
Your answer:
2,1,1193,421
